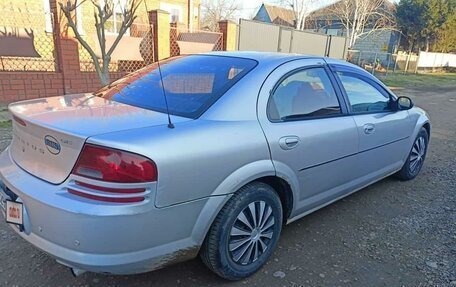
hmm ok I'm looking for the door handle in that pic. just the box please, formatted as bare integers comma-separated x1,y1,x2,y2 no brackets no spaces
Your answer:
363,123,375,134
279,136,300,150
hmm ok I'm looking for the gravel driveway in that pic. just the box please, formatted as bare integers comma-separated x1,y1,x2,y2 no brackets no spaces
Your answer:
0,86,455,287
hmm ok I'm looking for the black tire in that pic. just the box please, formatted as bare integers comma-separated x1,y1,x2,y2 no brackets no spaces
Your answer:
395,127,429,181
200,182,283,280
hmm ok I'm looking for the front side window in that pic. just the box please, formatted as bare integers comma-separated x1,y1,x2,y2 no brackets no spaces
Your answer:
94,55,257,118
337,73,391,113
268,67,341,121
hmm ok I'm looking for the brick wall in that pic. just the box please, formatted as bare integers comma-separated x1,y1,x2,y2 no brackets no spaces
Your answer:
0,37,127,104
0,73,63,103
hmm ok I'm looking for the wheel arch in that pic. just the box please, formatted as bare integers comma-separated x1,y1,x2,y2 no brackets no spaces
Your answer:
191,164,297,249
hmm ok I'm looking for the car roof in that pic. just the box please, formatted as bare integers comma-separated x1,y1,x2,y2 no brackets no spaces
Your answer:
202,51,321,65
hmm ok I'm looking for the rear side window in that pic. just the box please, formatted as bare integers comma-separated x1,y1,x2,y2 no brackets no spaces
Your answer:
337,72,391,113
268,67,341,121
95,55,257,118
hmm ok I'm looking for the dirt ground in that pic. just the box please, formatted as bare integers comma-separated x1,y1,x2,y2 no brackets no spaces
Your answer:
0,86,455,287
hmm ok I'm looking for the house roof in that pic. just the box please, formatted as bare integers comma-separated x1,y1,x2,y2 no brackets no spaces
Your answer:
257,4,296,27
308,0,396,20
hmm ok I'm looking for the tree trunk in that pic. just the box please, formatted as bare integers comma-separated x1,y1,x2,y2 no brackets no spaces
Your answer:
99,58,111,86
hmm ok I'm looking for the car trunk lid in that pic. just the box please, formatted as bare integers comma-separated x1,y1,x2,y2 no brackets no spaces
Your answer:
8,93,189,184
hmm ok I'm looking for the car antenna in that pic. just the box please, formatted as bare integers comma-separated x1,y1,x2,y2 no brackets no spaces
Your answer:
156,59,174,129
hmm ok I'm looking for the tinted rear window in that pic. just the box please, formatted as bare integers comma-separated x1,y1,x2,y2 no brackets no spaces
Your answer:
95,55,257,118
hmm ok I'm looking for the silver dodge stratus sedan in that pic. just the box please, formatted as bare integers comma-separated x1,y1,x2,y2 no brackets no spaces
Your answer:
0,52,430,280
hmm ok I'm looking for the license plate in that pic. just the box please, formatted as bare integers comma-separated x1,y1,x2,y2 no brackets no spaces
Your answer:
6,200,23,225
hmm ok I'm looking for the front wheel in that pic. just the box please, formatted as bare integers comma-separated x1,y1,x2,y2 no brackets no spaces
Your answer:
395,127,429,180
200,182,283,280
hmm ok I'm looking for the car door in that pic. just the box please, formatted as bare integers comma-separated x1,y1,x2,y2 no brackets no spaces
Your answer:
333,67,413,179
257,59,359,216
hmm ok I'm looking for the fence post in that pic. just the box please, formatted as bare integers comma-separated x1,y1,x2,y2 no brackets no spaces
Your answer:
219,20,237,51
49,0,83,94
289,30,294,53
404,53,411,74
393,54,398,73
385,53,391,77
372,52,378,75
432,53,438,73
414,52,420,74
148,9,170,61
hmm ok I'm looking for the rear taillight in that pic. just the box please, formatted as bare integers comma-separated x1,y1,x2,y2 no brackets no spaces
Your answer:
69,144,157,203
72,144,157,183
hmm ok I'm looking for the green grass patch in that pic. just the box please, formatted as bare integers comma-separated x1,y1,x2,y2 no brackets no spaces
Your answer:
378,72,456,88
0,120,12,129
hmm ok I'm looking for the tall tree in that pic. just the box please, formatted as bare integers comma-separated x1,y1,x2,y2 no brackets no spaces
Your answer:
422,0,451,51
200,0,240,31
59,0,142,86
397,0,427,52
397,0,455,52
281,0,316,30
330,0,396,48
433,10,456,52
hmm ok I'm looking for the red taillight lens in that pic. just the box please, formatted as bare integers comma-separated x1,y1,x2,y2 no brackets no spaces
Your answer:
72,144,157,183
13,115,27,126
67,189,145,203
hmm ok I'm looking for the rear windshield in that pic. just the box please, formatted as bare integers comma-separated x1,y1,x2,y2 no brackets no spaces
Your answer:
94,55,257,119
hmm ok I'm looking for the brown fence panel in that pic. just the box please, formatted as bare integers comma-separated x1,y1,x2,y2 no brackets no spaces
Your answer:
170,27,222,56
290,31,327,56
237,19,280,52
79,24,155,73
328,36,347,59
236,19,348,59
278,28,292,53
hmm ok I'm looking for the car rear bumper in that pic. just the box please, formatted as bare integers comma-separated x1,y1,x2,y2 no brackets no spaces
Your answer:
0,147,228,274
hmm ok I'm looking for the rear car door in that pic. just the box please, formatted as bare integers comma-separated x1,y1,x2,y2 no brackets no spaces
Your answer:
257,59,359,215
332,66,413,179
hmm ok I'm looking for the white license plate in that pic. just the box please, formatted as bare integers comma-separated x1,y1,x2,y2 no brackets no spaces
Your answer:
6,200,23,225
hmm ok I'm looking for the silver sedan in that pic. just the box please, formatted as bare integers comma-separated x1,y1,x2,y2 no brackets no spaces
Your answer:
0,52,430,280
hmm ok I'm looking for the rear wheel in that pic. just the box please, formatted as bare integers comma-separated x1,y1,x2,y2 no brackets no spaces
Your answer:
395,127,429,180
200,182,283,280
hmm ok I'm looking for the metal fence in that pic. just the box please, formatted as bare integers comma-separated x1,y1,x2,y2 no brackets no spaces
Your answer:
170,26,223,57
79,23,155,73
236,19,348,60
347,50,420,76
0,4,57,72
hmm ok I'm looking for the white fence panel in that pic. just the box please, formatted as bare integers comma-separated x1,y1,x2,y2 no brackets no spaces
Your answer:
418,51,456,68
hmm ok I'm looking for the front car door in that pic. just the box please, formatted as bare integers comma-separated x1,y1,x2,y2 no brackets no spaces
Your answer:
257,59,359,217
331,64,414,181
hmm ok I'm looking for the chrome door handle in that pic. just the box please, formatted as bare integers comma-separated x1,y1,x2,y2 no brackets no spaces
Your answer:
279,136,300,150
364,123,375,134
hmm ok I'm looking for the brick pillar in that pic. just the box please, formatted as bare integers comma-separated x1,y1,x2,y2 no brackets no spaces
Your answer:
149,10,171,60
219,20,237,51
49,0,84,94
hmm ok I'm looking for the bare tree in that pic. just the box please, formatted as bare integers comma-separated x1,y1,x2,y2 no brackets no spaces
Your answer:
201,0,241,31
330,0,396,48
59,0,142,86
282,0,316,30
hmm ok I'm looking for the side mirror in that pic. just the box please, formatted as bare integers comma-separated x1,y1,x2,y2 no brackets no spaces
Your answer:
396,96,414,110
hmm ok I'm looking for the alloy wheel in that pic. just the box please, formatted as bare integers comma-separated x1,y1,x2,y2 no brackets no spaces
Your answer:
410,136,426,174
228,201,275,265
